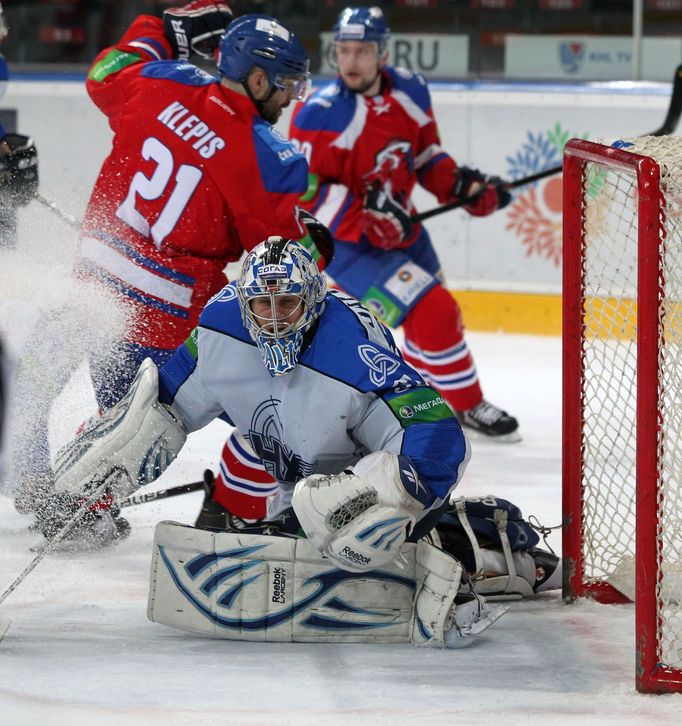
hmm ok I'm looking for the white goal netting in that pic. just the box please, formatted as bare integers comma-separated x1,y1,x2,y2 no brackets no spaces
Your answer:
577,135,682,671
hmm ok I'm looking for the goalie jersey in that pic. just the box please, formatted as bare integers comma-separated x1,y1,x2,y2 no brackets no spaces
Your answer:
158,287,469,514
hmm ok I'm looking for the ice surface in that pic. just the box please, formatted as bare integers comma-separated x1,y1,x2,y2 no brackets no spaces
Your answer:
1,328,681,725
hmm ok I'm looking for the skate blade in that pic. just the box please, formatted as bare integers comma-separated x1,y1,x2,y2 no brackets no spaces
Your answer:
445,604,509,648
463,428,522,444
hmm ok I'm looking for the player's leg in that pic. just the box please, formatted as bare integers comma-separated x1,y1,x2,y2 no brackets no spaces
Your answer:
0,205,16,248
9,306,93,516
194,429,278,528
327,232,519,440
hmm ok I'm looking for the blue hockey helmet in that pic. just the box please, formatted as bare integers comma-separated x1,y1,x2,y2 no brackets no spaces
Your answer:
238,237,326,376
217,14,310,100
333,7,390,53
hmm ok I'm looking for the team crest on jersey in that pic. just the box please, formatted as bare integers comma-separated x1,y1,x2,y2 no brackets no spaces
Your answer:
358,344,400,387
372,99,391,116
247,398,316,483
207,284,237,305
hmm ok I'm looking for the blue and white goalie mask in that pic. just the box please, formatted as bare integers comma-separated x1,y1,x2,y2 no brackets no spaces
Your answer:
238,236,327,376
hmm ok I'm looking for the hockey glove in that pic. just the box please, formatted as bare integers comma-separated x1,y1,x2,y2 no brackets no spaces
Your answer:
361,184,414,250
34,487,130,548
0,133,38,207
163,1,233,60
452,165,511,218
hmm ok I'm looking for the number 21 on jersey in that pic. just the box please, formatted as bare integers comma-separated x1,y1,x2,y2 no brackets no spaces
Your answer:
116,136,202,249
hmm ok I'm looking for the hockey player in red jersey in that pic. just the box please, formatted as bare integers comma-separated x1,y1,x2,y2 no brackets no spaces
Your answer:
80,6,320,396
290,7,519,442
11,3,333,545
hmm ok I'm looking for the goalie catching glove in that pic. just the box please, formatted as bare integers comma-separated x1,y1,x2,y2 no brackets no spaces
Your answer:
452,165,511,217
163,1,233,60
0,133,38,207
292,451,428,572
53,358,187,500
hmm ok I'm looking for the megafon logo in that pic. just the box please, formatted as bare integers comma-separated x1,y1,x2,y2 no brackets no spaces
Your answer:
559,42,585,74
505,124,589,267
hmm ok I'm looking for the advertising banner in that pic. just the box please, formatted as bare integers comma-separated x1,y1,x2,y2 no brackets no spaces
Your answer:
319,32,468,78
505,35,682,81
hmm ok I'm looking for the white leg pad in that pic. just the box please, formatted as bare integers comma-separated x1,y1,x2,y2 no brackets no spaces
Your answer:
148,522,417,643
148,522,506,647
410,540,463,646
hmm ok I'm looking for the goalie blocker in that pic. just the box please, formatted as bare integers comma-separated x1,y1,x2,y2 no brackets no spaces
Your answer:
148,521,506,647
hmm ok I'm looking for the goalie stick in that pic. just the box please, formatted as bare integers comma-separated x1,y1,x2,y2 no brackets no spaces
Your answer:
412,63,682,225
118,471,212,509
0,471,213,641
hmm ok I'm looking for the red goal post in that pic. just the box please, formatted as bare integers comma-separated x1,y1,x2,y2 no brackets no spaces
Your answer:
562,137,682,694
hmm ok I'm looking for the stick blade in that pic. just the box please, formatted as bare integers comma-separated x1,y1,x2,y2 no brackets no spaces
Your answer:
651,64,682,136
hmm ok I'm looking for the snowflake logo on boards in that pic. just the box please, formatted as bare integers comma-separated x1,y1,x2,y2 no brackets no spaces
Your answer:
504,123,588,267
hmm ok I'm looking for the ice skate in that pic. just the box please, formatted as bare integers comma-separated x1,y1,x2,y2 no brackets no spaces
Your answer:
457,400,521,442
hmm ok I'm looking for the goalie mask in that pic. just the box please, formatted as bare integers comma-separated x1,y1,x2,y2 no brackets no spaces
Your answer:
237,237,326,376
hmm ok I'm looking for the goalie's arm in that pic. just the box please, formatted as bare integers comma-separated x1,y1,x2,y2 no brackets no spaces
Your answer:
291,382,471,573
352,384,471,511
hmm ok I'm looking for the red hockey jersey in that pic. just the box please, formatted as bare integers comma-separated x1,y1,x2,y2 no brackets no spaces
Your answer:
289,67,457,247
77,16,308,349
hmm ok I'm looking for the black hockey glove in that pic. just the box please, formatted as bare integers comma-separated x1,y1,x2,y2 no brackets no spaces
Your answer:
298,208,335,271
0,133,38,207
453,165,511,217
361,184,414,250
28,479,130,548
163,1,234,61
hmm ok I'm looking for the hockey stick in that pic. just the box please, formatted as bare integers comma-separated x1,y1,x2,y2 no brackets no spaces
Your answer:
412,167,560,224
650,63,682,136
33,193,80,230
0,470,116,640
118,471,213,509
412,63,682,225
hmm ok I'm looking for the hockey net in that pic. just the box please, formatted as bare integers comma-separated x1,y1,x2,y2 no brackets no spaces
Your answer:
563,136,682,694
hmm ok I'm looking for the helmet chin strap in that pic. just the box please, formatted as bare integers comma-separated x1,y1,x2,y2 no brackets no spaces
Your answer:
242,77,277,118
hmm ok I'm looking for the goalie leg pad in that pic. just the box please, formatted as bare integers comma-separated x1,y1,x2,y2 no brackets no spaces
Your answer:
148,521,418,643
53,358,187,498
410,541,507,648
